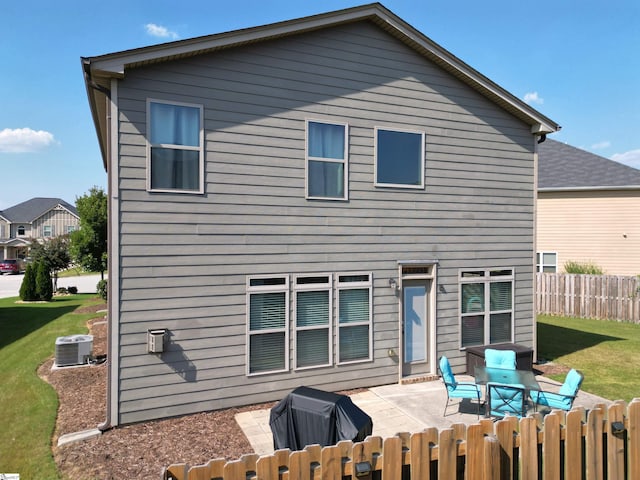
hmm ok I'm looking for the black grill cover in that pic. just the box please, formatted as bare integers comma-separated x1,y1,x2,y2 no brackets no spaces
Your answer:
269,386,373,451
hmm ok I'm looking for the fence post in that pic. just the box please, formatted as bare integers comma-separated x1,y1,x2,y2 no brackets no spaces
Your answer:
585,407,605,480
607,401,626,480
483,435,500,480
410,428,437,480
543,411,562,480
437,429,457,480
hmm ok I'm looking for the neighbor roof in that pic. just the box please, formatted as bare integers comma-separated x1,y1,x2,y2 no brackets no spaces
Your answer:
538,139,640,191
82,2,560,169
1,197,78,223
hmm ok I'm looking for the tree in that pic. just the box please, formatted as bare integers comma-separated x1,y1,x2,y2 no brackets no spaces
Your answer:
70,186,108,279
35,261,53,301
29,235,71,290
19,263,37,301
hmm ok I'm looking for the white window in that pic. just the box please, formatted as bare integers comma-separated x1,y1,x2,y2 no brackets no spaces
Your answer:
294,275,332,369
537,252,557,273
460,269,514,348
374,127,425,188
306,120,348,200
17,225,25,236
147,99,204,193
43,225,53,237
337,273,372,364
66,225,76,234
246,276,289,375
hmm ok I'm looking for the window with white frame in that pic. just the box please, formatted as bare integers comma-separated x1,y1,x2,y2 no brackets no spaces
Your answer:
247,276,289,375
43,225,53,237
375,127,425,188
337,273,372,363
306,120,348,199
536,252,557,272
460,269,513,348
294,275,332,369
148,99,203,193
66,225,76,234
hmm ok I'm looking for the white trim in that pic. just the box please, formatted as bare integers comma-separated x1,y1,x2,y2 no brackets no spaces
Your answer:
374,126,425,189
536,251,558,273
246,275,290,376
336,272,373,365
146,98,205,194
293,273,333,370
305,119,349,201
108,79,120,427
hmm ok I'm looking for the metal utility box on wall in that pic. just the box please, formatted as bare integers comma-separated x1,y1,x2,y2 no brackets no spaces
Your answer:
148,329,167,353
55,334,94,367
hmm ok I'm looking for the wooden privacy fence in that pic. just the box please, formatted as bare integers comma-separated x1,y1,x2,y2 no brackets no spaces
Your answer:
536,273,640,322
164,399,640,480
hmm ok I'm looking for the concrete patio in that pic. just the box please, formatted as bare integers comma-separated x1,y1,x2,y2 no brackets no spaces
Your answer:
235,374,611,455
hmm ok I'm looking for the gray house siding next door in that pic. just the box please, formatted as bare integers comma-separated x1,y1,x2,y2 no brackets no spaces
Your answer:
114,20,536,424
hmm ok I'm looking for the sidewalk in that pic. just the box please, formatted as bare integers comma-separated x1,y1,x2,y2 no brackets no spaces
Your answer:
236,375,611,456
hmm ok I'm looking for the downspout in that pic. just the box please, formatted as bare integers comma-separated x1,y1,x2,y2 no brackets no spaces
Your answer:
83,59,114,432
532,133,545,364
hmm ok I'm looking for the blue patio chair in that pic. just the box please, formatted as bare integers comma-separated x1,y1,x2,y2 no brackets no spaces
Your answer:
484,348,516,370
438,356,482,417
530,369,584,412
487,383,527,418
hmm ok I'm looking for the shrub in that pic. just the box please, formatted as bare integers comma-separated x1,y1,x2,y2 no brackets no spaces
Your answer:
19,263,37,301
97,279,107,301
67,286,78,294
35,262,53,301
564,260,604,275
56,287,68,295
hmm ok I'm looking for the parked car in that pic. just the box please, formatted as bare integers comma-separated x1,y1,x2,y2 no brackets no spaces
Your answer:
0,258,25,275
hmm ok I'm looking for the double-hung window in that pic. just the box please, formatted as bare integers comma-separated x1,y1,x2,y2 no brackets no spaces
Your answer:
375,127,425,188
247,276,289,375
17,225,25,236
306,120,348,200
460,269,514,348
294,275,332,369
148,99,204,193
337,273,372,363
43,225,53,237
536,252,557,272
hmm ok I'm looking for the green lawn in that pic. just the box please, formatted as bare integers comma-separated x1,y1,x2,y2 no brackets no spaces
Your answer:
537,314,640,402
0,295,103,479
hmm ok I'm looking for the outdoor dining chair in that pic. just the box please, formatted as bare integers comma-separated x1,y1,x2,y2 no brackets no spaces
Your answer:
439,356,482,417
487,383,527,418
530,368,584,412
484,348,517,369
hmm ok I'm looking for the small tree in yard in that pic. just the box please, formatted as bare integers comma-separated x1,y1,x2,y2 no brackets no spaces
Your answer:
35,261,53,301
70,186,108,279
19,263,37,301
29,235,71,290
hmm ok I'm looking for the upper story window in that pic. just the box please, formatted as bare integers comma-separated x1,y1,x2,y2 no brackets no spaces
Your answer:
43,225,53,237
537,252,557,273
147,99,204,194
375,128,425,188
306,120,348,200
460,269,514,348
17,225,25,236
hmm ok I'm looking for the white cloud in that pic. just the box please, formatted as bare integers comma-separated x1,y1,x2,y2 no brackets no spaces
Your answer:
591,141,611,150
145,23,179,40
523,91,544,105
612,149,640,170
0,128,56,153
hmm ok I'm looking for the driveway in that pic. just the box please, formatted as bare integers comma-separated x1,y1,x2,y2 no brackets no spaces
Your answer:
0,273,104,299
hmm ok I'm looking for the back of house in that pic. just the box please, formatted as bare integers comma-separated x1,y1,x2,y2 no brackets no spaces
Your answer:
83,4,559,425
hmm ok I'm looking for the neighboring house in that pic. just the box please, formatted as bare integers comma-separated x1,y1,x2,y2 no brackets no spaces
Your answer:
0,197,79,260
82,4,559,426
537,139,640,275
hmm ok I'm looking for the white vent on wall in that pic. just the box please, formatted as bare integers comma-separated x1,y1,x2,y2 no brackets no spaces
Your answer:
55,334,93,367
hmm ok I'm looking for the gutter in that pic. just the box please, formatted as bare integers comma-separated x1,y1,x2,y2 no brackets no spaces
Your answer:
539,185,640,193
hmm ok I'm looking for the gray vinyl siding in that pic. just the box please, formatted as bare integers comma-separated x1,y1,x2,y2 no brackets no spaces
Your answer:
114,20,536,424
32,208,79,238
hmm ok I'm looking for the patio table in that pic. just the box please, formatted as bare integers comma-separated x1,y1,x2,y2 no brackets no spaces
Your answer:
474,366,540,417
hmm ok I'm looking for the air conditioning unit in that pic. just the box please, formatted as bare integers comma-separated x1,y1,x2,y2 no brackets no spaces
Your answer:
55,334,94,367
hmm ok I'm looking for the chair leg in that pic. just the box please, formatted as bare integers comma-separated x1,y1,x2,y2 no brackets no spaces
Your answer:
443,396,449,416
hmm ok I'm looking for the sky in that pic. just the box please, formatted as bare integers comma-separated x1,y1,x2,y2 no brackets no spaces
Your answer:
1,0,639,210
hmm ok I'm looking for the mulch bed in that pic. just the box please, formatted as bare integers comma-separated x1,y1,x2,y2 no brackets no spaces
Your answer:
40,302,567,479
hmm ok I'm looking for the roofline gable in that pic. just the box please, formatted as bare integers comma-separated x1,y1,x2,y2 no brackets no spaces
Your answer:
83,3,560,167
